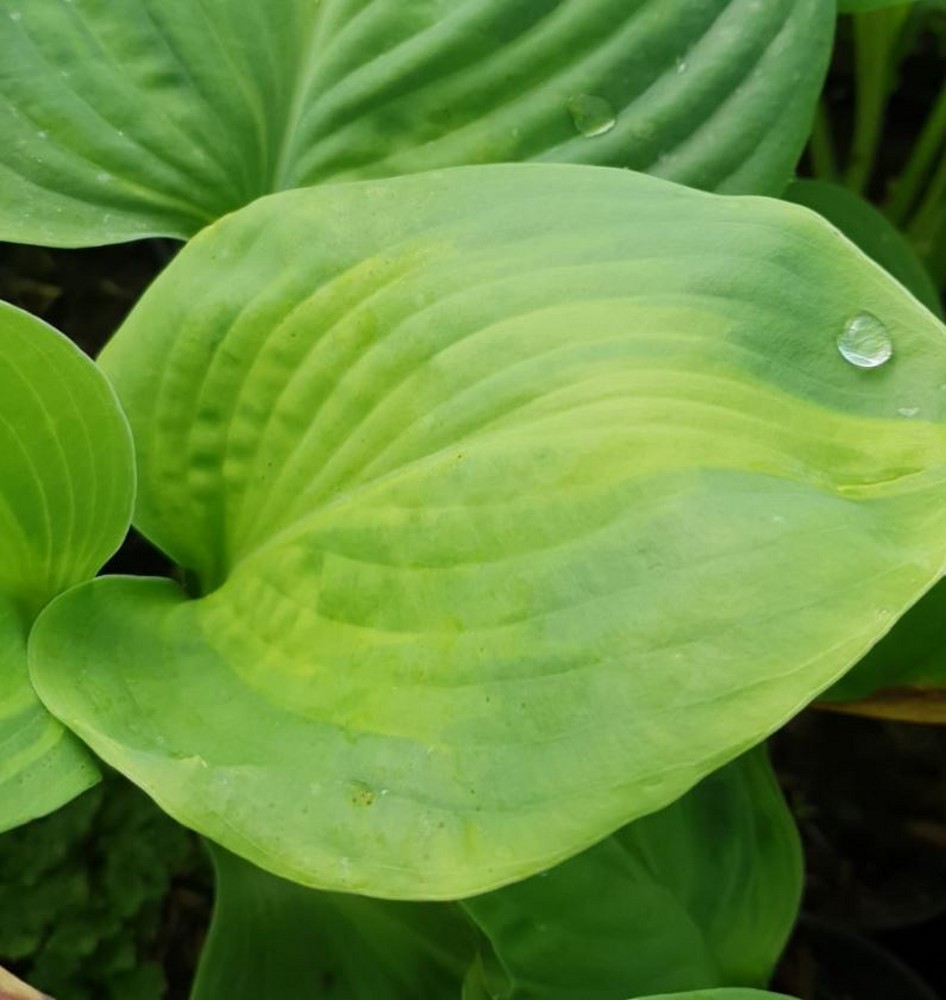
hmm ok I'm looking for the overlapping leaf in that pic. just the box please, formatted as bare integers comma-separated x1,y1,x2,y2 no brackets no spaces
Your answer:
193,751,798,999
820,580,946,719
462,750,801,998
191,844,472,1000
28,164,946,897
0,302,134,832
0,0,831,246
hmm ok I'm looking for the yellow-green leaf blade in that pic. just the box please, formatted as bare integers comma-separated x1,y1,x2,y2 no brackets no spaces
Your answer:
29,164,946,896
463,750,801,997
0,302,134,831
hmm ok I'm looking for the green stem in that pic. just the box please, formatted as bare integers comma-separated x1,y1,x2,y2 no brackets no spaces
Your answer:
886,79,946,224
809,99,838,182
907,149,946,263
844,9,908,194
926,217,946,294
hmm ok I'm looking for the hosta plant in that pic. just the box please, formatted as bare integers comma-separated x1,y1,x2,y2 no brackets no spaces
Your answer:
0,0,945,996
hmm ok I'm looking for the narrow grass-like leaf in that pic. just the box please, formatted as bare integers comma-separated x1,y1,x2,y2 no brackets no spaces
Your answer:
29,164,946,897
462,750,801,998
633,992,796,1000
838,2,921,11
0,0,831,246
0,302,134,831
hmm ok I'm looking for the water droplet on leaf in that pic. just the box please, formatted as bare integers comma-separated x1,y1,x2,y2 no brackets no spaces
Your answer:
566,94,616,138
837,312,893,369
898,406,920,417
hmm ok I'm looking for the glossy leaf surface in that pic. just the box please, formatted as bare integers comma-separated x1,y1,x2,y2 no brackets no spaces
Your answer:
29,164,946,897
785,182,946,719
0,302,134,832
461,750,801,998
0,0,831,246
191,844,472,1000
785,180,942,316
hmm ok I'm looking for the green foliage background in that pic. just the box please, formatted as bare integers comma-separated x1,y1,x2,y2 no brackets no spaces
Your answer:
0,776,204,999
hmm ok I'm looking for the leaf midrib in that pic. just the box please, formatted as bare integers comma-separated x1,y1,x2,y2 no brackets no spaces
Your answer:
269,0,344,191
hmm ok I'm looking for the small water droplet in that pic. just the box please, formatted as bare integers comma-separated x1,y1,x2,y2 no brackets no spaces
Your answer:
36,130,47,140
897,406,920,418
566,94,616,138
96,171,112,183
675,57,688,74
10,11,22,21
837,312,893,369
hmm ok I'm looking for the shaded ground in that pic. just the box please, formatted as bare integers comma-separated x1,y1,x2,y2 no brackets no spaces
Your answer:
772,713,946,1000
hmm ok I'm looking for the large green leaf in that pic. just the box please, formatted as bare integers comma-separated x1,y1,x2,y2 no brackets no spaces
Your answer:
0,302,134,832
28,164,946,898
191,844,473,1000
461,750,801,998
0,0,832,246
